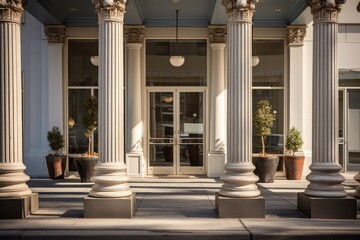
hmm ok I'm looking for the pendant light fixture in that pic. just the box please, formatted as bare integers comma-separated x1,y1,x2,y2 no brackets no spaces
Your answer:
169,10,185,67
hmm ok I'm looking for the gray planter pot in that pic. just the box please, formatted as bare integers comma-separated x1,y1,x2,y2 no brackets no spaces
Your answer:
253,156,279,183
74,156,98,183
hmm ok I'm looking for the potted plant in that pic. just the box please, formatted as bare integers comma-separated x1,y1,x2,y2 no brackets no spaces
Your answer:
74,96,98,182
284,127,305,180
46,126,66,179
253,99,279,183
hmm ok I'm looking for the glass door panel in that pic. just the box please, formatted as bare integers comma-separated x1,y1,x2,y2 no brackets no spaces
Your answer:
338,90,345,170
178,92,204,168
148,92,175,172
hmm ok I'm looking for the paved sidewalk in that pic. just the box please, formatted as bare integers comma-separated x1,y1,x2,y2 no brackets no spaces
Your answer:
0,173,359,240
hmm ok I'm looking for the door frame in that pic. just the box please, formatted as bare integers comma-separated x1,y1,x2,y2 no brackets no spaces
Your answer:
146,86,207,175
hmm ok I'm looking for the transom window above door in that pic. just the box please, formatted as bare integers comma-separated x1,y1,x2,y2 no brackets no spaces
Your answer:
146,39,207,86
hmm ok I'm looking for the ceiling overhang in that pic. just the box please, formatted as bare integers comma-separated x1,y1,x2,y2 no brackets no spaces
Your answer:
24,0,311,28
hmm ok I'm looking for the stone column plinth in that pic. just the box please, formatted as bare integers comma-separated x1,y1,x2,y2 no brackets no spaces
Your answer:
216,0,264,218
298,0,357,219
208,27,226,178
84,0,135,218
0,0,38,219
125,27,144,177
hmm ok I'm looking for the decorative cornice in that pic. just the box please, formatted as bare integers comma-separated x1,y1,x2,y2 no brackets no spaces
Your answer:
208,26,227,44
125,27,144,43
92,0,127,22
0,0,25,23
221,0,257,23
307,0,346,23
44,25,66,44
287,26,307,46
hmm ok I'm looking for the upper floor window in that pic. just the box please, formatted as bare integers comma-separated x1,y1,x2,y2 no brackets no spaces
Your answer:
146,39,207,86
253,40,284,87
68,39,98,86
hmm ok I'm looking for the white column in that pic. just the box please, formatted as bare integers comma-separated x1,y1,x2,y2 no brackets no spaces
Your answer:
208,27,226,177
125,27,144,176
287,26,307,132
287,26,311,176
44,25,65,133
0,1,32,198
219,0,260,198
305,0,346,198
89,0,132,198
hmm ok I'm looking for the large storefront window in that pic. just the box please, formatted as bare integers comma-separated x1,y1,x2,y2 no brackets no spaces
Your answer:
146,39,207,86
67,39,98,171
252,40,285,154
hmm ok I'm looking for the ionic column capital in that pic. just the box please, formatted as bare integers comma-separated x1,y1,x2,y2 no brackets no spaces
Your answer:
208,26,227,44
307,0,346,23
92,0,127,22
287,26,307,46
221,0,257,22
125,26,144,44
44,25,66,44
0,0,24,23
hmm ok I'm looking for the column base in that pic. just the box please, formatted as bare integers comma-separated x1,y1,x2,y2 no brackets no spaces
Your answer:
84,193,136,218
207,152,225,177
215,193,265,218
297,192,357,219
0,193,39,219
126,152,144,177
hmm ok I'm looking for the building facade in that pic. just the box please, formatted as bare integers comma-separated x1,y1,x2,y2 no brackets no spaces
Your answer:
15,0,360,179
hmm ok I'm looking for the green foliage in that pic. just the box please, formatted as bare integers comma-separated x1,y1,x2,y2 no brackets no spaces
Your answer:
83,96,98,155
254,99,275,156
285,127,304,156
47,126,65,155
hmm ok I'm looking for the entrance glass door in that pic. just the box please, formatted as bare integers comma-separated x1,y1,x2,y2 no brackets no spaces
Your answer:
347,90,360,171
148,90,205,175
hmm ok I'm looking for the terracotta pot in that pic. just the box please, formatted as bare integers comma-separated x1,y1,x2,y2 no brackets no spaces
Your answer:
284,155,305,180
74,156,98,182
253,156,279,183
45,155,67,179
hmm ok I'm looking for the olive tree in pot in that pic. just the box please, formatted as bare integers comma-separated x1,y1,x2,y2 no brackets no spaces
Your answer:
46,126,66,179
253,99,279,183
284,127,304,180
74,96,98,182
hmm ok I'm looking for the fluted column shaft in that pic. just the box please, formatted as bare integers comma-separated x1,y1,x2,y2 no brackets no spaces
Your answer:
219,0,260,198
305,0,346,198
0,1,32,198
90,0,132,198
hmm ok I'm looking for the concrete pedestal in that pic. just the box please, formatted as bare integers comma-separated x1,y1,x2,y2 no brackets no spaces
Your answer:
84,193,136,218
0,193,38,219
297,193,357,219
215,193,265,218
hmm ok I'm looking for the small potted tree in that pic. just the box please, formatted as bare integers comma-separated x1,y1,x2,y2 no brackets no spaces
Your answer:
284,127,304,180
46,126,66,179
253,99,279,183
74,96,98,182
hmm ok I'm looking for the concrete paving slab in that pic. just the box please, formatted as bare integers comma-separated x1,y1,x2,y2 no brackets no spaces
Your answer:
0,176,357,239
